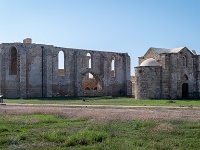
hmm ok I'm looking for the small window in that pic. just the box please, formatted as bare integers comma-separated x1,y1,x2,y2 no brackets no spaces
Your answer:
86,53,91,68
183,56,187,67
10,47,17,75
111,56,115,77
184,74,188,80
58,51,65,76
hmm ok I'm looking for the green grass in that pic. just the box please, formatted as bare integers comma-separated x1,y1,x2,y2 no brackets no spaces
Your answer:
0,114,200,149
3,96,200,107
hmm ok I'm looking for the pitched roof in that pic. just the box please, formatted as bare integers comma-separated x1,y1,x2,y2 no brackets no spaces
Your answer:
150,47,185,54
150,46,196,55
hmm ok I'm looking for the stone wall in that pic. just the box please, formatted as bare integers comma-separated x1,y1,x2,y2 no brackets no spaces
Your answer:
135,66,162,99
134,47,198,100
0,41,131,98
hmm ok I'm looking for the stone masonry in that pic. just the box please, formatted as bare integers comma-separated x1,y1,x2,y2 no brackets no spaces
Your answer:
134,47,200,99
0,38,131,98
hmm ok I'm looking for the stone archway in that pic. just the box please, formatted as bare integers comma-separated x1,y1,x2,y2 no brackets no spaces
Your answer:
82,72,102,91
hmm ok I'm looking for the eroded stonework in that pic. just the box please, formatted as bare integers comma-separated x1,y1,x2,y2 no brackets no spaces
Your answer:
134,47,200,99
0,38,131,98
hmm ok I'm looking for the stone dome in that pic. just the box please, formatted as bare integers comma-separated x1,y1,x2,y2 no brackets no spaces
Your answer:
140,58,160,66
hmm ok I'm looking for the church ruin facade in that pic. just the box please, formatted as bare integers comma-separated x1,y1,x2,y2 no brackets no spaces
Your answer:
0,38,131,98
134,47,200,99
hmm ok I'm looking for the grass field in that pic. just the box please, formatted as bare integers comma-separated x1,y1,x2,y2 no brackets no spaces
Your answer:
1,97,200,149
0,114,200,150
4,96,200,107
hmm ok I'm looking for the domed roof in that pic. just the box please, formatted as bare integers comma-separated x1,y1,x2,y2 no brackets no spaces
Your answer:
140,58,160,66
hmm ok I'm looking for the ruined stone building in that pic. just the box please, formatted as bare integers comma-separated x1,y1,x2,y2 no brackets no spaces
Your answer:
0,38,131,98
134,47,200,99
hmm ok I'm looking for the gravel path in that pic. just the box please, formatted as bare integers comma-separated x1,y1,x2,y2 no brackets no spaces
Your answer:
0,104,200,121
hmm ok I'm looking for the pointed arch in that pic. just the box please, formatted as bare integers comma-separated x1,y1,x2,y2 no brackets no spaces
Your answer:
82,72,102,90
183,74,188,81
183,55,187,67
86,53,91,69
58,50,65,76
10,46,17,75
85,87,90,90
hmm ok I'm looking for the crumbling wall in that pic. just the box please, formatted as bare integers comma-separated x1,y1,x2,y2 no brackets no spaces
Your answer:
0,40,131,98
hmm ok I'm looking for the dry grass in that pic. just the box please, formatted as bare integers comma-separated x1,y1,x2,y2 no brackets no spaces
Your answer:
1,104,200,121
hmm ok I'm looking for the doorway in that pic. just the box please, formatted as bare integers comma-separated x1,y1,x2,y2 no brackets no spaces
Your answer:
182,83,188,98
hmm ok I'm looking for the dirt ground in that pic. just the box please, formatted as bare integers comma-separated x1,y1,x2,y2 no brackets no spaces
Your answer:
0,104,200,121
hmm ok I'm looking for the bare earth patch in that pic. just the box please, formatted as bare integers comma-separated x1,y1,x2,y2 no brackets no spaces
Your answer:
0,104,200,121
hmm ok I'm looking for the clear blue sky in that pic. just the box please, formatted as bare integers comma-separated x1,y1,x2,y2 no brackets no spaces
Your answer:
1,0,200,75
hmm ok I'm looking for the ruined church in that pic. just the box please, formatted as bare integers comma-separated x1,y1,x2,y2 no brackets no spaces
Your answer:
133,46,200,99
0,38,131,98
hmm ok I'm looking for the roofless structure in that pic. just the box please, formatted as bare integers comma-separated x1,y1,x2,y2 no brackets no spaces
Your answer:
0,38,131,98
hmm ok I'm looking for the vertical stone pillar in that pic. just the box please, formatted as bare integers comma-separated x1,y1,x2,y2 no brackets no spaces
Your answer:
46,48,53,97
74,51,78,96
124,53,131,96
0,46,2,95
19,48,27,98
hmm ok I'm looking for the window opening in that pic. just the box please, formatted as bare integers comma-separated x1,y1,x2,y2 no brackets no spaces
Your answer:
86,53,91,68
183,74,188,81
85,87,90,90
89,73,93,79
111,56,115,77
183,56,187,67
58,51,65,76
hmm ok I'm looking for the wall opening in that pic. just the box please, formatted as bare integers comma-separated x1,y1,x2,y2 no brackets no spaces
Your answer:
89,73,93,79
82,72,102,90
85,87,90,90
183,56,187,67
183,74,188,80
10,46,17,75
182,83,188,98
58,51,65,76
111,56,115,77
86,53,91,68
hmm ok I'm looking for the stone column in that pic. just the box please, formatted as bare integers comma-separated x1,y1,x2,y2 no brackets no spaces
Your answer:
19,48,27,98
46,48,53,97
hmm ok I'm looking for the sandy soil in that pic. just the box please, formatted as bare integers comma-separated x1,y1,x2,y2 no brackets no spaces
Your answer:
0,104,200,121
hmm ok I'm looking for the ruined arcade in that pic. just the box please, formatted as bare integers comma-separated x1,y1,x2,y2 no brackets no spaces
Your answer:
0,38,131,98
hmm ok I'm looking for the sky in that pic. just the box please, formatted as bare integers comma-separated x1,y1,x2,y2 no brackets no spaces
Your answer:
0,0,200,75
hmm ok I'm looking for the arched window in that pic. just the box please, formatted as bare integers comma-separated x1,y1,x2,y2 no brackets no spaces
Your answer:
58,51,65,76
111,56,115,77
86,53,91,68
183,74,188,81
183,56,187,67
10,47,17,75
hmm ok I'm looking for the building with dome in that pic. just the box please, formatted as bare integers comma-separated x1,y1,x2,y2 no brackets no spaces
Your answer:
134,47,200,99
